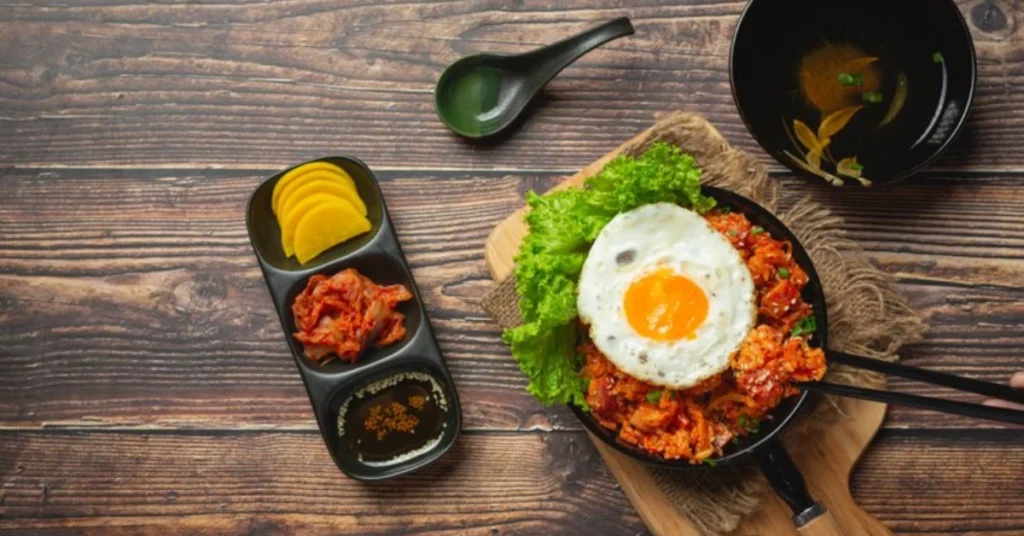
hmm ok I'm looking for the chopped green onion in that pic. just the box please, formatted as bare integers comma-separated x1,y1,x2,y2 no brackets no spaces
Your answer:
778,267,790,279
704,458,718,467
932,51,945,64
728,229,738,237
836,72,863,87
862,92,884,104
791,314,817,337
752,226,765,234
738,413,760,433
646,390,662,404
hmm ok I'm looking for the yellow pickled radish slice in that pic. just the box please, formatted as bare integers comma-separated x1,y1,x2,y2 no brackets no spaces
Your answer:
281,193,356,257
280,178,367,218
272,162,354,214
275,168,357,215
293,202,372,264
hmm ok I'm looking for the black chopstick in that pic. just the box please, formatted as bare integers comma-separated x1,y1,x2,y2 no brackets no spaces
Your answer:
826,350,1024,405
798,381,1024,426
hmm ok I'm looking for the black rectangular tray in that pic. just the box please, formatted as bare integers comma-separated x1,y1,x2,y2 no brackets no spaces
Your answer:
245,155,462,481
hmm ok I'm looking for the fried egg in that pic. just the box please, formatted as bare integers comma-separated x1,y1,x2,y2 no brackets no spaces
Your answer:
577,203,756,389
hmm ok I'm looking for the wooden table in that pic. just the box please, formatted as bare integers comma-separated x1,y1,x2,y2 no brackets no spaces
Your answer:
1,1,1022,534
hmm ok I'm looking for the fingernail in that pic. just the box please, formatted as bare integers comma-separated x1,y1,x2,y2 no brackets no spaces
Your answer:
983,398,1024,411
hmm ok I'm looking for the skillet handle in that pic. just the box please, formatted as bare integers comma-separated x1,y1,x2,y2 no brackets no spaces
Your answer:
797,510,843,536
756,440,846,535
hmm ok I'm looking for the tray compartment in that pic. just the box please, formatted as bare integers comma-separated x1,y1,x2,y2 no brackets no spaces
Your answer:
247,156,388,273
281,251,425,375
319,358,461,481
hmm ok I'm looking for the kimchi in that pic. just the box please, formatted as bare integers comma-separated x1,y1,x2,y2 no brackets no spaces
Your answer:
292,269,413,364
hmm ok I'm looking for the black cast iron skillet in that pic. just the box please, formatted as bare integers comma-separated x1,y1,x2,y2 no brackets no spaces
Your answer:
570,187,1024,534
570,186,835,532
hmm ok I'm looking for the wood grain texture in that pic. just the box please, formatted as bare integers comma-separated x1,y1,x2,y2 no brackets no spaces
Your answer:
733,399,892,536
0,430,1020,534
850,430,1024,535
0,431,645,535
2,170,1022,432
0,0,1021,171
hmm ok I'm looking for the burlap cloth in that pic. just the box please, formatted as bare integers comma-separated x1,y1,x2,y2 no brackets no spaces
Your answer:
481,112,926,536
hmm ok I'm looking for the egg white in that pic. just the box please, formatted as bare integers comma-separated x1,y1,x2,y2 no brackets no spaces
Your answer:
577,203,756,389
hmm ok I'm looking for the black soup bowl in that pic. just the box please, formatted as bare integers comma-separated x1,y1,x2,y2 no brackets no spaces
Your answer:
569,187,834,531
731,0,976,185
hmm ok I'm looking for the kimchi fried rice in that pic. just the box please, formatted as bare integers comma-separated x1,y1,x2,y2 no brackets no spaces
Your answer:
581,208,827,463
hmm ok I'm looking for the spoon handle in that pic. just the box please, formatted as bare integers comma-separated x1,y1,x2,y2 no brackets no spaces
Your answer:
527,17,635,84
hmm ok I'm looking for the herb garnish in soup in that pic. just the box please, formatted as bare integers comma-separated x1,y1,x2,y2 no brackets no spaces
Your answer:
782,38,948,187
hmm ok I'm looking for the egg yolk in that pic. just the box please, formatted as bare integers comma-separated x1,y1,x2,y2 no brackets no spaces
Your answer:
624,269,709,341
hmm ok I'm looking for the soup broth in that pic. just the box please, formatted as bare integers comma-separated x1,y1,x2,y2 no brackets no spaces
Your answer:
732,0,972,185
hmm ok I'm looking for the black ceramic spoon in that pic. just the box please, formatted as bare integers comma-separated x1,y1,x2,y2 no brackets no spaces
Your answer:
434,17,634,139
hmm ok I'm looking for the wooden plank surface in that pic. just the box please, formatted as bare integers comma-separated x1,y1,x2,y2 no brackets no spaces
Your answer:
0,431,644,535
0,431,1021,534
0,1,1021,171
2,0,1024,534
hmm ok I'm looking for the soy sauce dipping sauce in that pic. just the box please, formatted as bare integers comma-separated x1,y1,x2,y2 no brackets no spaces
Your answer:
337,371,449,466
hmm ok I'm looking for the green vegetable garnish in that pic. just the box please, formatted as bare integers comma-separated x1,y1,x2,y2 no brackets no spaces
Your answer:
504,142,714,407
791,314,817,337
778,267,790,279
751,226,764,234
836,72,863,87
862,92,884,104
848,161,864,172
932,51,945,64
647,390,663,404
704,458,718,467
738,414,760,433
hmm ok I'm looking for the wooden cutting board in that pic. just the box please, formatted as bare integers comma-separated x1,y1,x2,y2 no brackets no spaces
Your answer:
482,132,892,536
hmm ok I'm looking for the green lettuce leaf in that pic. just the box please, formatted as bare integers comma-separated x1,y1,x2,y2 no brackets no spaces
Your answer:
502,322,587,407
504,142,714,407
